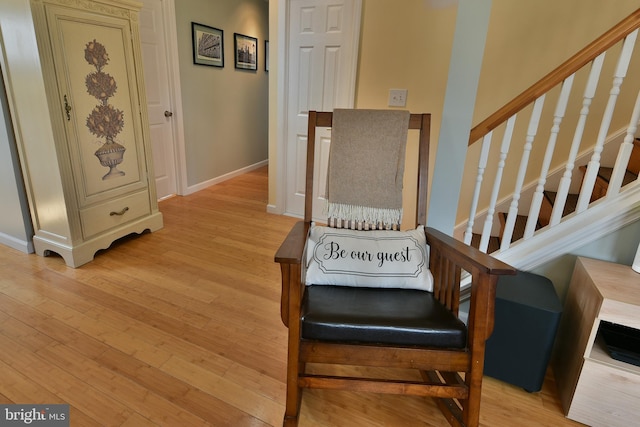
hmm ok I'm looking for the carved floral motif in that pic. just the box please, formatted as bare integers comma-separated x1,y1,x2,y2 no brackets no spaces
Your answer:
84,39,126,179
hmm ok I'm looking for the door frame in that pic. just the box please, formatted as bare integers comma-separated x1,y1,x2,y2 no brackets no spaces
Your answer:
147,0,187,196
270,0,362,217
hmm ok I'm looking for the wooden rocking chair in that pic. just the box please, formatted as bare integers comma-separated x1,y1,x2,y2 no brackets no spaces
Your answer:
275,110,515,426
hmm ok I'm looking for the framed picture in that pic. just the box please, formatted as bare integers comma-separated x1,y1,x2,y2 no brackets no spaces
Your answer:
234,33,257,71
265,40,269,71
192,22,224,67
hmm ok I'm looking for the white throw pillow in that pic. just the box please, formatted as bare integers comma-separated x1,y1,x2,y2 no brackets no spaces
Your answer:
305,224,433,291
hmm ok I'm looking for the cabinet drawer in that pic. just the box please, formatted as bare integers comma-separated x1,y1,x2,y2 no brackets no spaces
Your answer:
80,191,151,238
568,357,640,426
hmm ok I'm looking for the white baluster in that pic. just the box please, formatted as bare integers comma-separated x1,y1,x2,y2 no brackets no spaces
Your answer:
500,96,546,250
525,75,574,238
551,54,605,226
607,87,640,196
576,29,638,213
479,116,515,252
463,132,492,246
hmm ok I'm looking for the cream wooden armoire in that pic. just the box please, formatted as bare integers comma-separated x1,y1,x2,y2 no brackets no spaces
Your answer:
25,0,162,267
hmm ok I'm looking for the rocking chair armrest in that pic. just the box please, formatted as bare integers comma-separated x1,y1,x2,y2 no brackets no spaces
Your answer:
425,227,516,276
275,221,309,327
425,226,515,342
275,221,309,265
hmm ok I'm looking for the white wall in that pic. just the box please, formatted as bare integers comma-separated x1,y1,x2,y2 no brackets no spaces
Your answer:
0,75,33,253
0,0,59,254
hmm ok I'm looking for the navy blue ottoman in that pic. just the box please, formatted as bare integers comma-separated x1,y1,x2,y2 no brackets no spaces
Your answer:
484,270,563,392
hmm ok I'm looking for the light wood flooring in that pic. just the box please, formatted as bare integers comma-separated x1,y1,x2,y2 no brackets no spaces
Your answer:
0,167,585,426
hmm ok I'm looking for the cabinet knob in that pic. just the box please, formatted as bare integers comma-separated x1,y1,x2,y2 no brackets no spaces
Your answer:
164,110,173,117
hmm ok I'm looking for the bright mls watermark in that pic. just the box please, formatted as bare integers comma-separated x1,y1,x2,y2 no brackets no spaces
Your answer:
1,405,69,426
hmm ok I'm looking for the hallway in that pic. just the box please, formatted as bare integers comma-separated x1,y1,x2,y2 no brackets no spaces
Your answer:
0,167,581,426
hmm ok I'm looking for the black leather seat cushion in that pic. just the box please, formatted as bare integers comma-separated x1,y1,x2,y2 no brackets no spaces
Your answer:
301,285,467,348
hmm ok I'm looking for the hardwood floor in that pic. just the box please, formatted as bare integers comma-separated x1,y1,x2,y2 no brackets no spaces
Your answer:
0,166,584,426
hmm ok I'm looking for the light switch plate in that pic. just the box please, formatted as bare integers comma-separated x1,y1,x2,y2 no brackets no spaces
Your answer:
388,89,408,107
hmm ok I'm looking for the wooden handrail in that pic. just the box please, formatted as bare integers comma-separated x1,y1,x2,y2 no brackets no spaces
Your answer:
469,8,640,145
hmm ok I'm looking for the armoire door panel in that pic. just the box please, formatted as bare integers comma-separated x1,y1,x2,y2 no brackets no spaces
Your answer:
46,6,146,205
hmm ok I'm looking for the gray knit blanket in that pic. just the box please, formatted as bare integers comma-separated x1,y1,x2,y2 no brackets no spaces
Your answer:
326,109,410,230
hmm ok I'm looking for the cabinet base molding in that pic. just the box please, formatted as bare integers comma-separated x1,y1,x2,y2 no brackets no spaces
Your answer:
34,212,163,268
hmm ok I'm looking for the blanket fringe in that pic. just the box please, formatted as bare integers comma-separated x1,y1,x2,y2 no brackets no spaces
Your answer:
326,202,402,230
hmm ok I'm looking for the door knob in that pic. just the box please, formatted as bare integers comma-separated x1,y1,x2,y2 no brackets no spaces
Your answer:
164,110,173,117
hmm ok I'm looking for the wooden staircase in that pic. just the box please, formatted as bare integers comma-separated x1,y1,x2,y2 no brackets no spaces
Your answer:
458,9,640,265
475,138,640,254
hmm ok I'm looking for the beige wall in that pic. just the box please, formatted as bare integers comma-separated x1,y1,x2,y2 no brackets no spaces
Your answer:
357,0,640,139
459,0,640,225
268,0,458,210
475,0,640,124
357,1,458,227
268,0,640,218
176,0,269,187
355,1,457,120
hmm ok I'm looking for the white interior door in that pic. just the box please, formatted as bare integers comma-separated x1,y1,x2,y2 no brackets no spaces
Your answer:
284,0,361,219
139,0,178,200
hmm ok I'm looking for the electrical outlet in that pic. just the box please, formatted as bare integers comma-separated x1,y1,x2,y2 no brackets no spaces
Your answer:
388,89,408,107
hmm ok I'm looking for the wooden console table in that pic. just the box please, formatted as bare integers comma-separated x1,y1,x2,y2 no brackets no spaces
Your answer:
553,257,640,426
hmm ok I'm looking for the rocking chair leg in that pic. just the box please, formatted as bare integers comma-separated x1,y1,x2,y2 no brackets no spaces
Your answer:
462,368,483,427
283,412,300,427
283,362,303,426
284,266,304,426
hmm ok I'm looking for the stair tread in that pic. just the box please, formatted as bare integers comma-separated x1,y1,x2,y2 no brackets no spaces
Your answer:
470,233,500,254
498,213,539,243
471,145,640,250
595,166,637,186
544,191,578,217
511,214,528,242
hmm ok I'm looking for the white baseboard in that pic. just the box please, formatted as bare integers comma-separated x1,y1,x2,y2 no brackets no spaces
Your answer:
267,204,283,215
183,160,268,196
0,232,34,254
